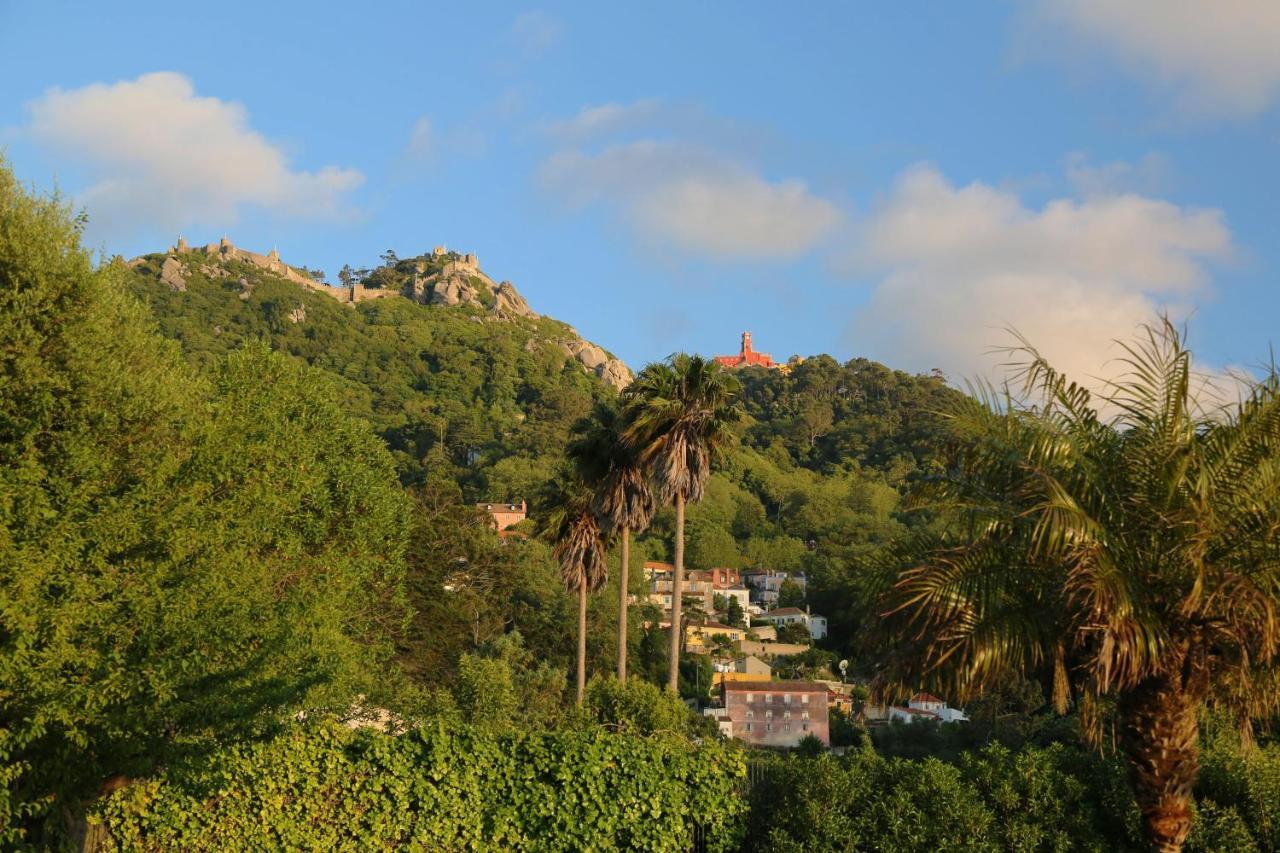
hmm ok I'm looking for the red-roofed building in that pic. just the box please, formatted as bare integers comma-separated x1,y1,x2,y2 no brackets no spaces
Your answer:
477,500,526,531
715,332,779,370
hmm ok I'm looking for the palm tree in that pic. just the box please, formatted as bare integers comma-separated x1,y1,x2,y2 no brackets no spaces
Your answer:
623,354,742,693
569,402,656,682
874,320,1280,852
540,474,609,705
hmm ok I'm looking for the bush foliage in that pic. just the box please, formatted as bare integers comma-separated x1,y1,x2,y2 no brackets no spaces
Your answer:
92,722,747,852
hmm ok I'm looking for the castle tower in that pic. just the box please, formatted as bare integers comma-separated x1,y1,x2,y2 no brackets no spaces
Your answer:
741,331,753,357
175,235,188,253
219,235,231,256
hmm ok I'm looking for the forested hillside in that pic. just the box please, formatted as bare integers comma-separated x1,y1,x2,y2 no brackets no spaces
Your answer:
124,250,963,659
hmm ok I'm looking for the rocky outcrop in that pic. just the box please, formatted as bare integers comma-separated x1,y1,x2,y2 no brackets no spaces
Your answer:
493,281,536,318
135,239,633,391
560,339,633,391
428,273,481,308
159,257,187,291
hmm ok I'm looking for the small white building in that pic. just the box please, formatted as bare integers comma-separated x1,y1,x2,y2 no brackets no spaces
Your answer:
866,693,968,724
755,606,828,640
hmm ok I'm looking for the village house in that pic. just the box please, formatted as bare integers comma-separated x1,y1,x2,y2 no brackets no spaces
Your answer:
741,569,806,608
711,681,831,748
477,500,526,531
712,654,772,686
864,692,969,725
645,564,751,625
685,620,747,654
755,606,828,640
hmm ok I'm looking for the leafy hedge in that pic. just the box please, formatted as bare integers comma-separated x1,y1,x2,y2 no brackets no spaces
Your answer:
745,743,1143,852
746,735,1280,852
91,723,746,851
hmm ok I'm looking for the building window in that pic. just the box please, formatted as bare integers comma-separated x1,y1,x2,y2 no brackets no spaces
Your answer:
784,693,792,705
745,723,752,733
745,693,753,703
765,694,773,704
802,694,809,705
765,710,773,720
802,723,809,732
783,711,791,720
784,723,790,733
802,711,810,720
766,723,772,732
746,710,754,720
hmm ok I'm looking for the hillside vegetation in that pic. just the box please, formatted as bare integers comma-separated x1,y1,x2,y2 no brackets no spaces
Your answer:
123,248,962,664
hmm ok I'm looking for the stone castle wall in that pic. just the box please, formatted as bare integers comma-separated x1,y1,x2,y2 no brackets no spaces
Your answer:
175,236,332,296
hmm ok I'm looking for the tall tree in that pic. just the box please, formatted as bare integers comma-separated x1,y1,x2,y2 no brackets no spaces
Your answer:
539,473,608,705
624,354,742,693
0,161,410,844
569,402,655,681
874,321,1280,853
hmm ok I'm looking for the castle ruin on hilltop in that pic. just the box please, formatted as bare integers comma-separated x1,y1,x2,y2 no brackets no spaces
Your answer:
142,237,634,390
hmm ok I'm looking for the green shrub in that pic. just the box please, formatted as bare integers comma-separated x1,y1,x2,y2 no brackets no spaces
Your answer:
1187,801,1259,852
580,675,692,736
92,722,747,851
747,743,1144,852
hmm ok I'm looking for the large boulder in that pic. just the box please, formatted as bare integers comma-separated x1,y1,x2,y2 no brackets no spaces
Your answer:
159,256,187,291
598,359,633,391
428,274,479,307
493,281,536,318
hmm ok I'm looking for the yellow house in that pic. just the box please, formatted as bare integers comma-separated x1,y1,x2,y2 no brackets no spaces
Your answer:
685,620,746,654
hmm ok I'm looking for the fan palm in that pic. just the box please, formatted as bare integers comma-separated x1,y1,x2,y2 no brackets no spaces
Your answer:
569,401,656,681
875,320,1280,852
539,473,609,705
623,354,742,693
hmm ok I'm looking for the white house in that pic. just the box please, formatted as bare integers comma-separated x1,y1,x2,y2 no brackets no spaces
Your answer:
866,693,968,724
909,692,968,723
755,606,828,640
741,569,806,607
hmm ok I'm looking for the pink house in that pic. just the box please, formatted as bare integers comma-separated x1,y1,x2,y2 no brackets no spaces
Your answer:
476,500,527,531
721,681,829,748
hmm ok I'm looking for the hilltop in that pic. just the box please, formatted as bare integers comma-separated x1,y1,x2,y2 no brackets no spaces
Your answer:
121,237,632,495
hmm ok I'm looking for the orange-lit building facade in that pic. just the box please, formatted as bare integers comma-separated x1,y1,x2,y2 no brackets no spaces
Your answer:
714,331,779,369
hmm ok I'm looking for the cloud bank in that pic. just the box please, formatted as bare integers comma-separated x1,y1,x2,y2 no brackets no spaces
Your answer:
24,72,363,237
540,139,842,260
1030,0,1280,116
849,165,1233,388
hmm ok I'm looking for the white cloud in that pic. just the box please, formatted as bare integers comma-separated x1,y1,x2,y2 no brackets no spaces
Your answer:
540,140,843,260
406,116,433,159
849,164,1233,389
1030,0,1280,116
544,99,668,141
1065,151,1172,199
510,10,562,58
23,72,363,236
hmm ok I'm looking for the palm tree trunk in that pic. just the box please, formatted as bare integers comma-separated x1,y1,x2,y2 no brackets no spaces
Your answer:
667,493,685,693
617,526,630,681
1118,673,1202,853
576,583,587,705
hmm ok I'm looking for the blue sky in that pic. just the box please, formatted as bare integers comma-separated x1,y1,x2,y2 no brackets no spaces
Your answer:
2,1,1278,385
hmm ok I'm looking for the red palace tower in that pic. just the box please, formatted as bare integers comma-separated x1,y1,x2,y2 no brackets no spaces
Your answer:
714,331,778,369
